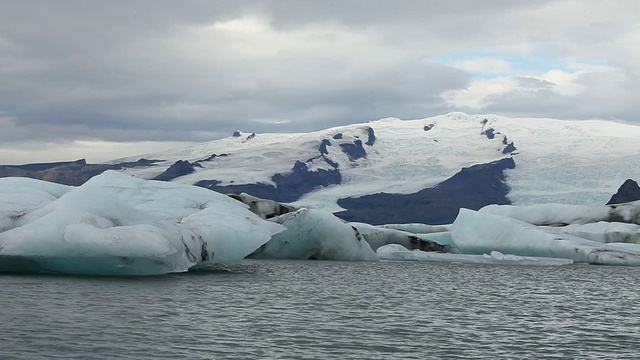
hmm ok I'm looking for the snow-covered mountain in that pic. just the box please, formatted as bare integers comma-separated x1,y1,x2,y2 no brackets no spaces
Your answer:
104,112,640,224
3,112,640,224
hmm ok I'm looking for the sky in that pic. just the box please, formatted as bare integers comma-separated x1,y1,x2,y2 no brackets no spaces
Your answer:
1,0,639,164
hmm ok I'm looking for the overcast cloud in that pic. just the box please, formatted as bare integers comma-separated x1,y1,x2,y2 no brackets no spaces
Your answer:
1,0,639,164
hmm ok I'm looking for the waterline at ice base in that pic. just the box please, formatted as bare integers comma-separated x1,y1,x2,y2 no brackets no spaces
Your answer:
2,171,640,275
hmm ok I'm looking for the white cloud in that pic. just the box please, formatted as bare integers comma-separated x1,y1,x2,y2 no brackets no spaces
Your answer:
441,54,625,113
442,77,520,109
539,70,584,96
442,68,588,109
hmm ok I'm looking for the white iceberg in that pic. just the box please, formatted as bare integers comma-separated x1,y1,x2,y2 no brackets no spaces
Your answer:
451,208,640,265
350,222,450,252
378,223,450,234
0,177,72,234
377,224,456,248
227,192,297,219
480,202,640,226
0,171,285,275
377,244,572,266
548,222,640,245
249,208,378,261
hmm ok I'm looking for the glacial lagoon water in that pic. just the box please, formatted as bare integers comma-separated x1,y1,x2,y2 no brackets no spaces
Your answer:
2,260,640,359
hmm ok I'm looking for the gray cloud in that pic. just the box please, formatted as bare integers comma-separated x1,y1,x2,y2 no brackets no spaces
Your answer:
0,0,640,163
473,70,640,121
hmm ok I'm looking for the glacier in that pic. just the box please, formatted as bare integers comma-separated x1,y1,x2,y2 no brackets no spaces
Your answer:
106,112,640,218
0,171,285,275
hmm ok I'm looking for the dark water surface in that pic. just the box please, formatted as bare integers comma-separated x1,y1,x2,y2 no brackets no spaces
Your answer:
2,260,640,359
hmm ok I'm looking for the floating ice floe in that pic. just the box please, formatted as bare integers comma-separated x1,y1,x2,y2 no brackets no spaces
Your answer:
377,244,573,266
547,221,640,244
350,222,449,252
378,223,450,234
0,171,285,275
480,202,640,226
249,208,378,261
451,208,640,266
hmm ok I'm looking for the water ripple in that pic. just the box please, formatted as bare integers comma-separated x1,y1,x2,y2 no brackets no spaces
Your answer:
2,261,640,359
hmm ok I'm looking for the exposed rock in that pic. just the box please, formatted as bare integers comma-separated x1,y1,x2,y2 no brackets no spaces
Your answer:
503,142,517,154
424,124,435,131
336,157,516,225
607,179,640,205
153,160,199,181
196,153,229,163
333,133,343,139
482,128,495,139
232,131,241,137
365,127,376,146
192,179,221,188
340,139,367,161
319,139,331,155
196,160,341,203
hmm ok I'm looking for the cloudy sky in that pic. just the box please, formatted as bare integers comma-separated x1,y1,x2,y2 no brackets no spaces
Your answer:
1,0,639,164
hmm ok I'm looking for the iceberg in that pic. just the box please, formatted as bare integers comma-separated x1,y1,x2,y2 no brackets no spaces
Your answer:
377,244,572,266
378,223,450,234
480,202,640,226
0,171,285,275
451,208,640,265
227,192,297,219
249,208,378,261
0,177,72,233
549,222,640,244
350,222,450,252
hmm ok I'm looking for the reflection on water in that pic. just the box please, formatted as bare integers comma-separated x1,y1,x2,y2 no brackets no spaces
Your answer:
2,260,640,359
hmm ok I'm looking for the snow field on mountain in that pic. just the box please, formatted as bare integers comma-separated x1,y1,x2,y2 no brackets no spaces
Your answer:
113,112,640,211
489,116,640,205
